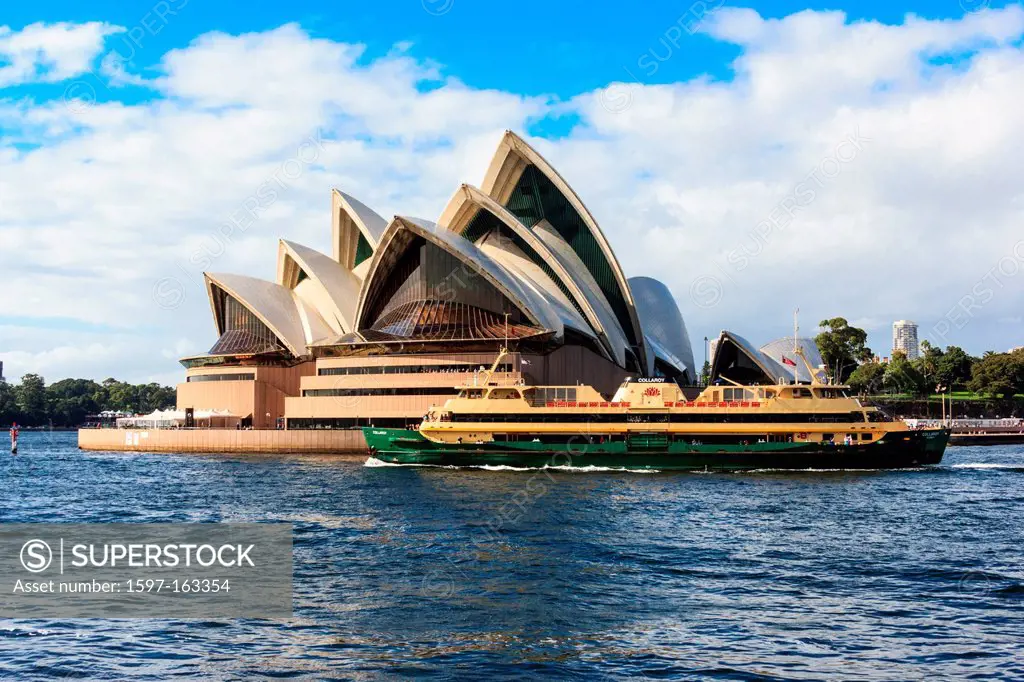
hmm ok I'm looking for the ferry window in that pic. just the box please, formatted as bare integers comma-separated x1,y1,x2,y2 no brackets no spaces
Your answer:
764,390,776,399
490,389,520,400
723,388,751,401
861,433,872,441
793,388,813,398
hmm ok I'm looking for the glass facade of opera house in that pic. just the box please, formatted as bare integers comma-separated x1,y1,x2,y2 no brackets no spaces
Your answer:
176,131,698,429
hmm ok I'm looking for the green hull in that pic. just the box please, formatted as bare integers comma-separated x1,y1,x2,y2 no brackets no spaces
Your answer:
362,428,950,471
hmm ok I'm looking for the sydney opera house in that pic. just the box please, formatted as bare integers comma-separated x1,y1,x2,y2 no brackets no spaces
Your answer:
175,131,698,430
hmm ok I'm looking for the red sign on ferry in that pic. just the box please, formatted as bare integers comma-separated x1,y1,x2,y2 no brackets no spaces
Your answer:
644,387,660,397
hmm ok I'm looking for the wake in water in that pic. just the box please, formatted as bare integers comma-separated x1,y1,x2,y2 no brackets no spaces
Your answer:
364,458,942,474
950,462,1024,471
364,457,661,473
367,458,1024,474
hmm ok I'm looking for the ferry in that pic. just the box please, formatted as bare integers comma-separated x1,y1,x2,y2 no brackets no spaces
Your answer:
363,347,950,471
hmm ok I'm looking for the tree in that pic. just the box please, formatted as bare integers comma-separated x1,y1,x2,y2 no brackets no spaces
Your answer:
46,378,103,427
913,341,942,391
847,362,886,395
699,361,711,387
0,374,176,427
969,349,1024,400
104,380,140,412
936,346,974,390
815,318,872,382
15,374,48,426
0,380,17,425
136,383,176,413
884,351,927,396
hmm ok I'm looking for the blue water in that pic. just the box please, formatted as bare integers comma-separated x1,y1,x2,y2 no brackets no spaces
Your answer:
1,431,1023,680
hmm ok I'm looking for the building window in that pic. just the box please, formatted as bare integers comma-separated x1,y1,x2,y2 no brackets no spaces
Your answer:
187,373,256,382
354,233,374,268
286,417,416,430
301,387,460,397
317,363,512,376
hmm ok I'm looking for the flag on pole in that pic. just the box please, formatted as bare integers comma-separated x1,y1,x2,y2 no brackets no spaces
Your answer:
781,356,797,367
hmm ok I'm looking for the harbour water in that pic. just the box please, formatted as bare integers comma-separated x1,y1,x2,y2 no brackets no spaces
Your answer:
2,431,1023,680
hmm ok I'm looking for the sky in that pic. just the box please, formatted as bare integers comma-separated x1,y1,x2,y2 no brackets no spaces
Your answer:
1,0,1022,386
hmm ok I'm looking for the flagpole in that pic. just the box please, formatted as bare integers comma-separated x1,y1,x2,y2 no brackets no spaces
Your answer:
792,308,800,385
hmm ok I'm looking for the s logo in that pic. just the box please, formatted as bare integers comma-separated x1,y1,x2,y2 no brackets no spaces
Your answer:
20,539,52,573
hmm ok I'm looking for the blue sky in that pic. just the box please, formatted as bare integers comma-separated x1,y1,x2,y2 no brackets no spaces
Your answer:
7,0,1014,100
1,0,1023,383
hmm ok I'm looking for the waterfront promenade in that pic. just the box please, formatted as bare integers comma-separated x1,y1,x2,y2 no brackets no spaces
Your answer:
78,428,367,454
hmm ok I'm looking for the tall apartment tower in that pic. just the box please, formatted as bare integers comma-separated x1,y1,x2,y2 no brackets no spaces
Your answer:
892,320,920,360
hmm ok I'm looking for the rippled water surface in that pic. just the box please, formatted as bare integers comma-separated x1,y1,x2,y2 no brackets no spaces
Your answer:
2,431,1023,680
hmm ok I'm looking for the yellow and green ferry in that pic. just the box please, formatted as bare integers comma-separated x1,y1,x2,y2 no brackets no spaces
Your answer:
363,348,949,471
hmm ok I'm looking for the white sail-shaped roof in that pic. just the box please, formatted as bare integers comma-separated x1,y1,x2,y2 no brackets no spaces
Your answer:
760,337,826,383
643,336,691,381
205,272,329,357
354,216,565,340
438,184,620,362
475,231,600,349
293,294,333,348
192,133,717,374
528,219,634,367
710,331,790,385
629,276,695,380
277,240,361,335
480,130,646,370
332,190,387,276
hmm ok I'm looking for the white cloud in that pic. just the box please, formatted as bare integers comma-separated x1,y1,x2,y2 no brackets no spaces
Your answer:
0,21,122,86
2,8,1024,383
570,5,1024,354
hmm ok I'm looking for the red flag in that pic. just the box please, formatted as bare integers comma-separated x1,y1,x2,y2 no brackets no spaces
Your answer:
781,356,797,367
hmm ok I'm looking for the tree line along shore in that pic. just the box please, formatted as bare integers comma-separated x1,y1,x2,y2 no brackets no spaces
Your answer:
0,376,175,428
